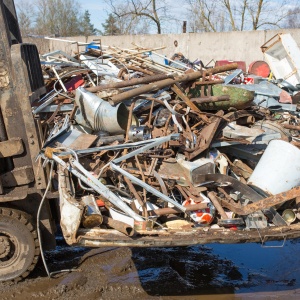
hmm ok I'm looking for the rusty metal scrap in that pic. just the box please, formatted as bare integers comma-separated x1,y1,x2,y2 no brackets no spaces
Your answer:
219,187,300,216
109,63,238,105
31,42,300,245
86,73,176,92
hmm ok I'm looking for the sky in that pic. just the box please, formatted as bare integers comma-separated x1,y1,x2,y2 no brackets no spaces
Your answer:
14,0,299,34
76,0,187,33
14,0,188,34
77,0,109,31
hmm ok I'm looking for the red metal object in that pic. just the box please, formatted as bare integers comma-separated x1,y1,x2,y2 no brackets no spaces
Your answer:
248,61,270,78
215,60,246,72
65,75,85,91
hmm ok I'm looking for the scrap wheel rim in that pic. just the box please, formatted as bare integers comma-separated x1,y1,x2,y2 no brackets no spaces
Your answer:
0,233,18,268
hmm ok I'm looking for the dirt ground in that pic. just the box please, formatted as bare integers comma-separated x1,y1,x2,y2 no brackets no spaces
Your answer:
1,236,300,300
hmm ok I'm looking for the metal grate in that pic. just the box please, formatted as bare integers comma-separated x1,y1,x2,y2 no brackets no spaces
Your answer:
21,43,44,94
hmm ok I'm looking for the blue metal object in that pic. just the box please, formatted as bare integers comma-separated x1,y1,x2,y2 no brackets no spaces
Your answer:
85,42,100,52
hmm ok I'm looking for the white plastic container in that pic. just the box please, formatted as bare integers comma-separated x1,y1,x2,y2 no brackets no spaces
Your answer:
247,139,300,195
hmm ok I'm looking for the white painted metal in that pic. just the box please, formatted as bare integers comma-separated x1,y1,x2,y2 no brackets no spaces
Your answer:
248,139,300,195
262,33,300,86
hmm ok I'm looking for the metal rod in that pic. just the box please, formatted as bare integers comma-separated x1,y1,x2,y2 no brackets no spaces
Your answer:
109,63,238,105
171,83,209,123
152,203,208,216
50,153,144,221
123,176,147,218
190,95,230,104
207,191,229,219
110,163,187,213
283,124,300,131
113,134,178,164
52,67,67,92
86,73,176,92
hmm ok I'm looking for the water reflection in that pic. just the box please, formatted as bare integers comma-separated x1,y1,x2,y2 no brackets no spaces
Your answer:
131,239,300,297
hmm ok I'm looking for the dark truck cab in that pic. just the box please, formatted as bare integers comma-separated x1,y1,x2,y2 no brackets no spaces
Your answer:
0,0,56,281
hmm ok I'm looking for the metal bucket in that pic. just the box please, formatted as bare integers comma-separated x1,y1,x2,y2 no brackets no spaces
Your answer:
247,140,300,195
75,86,129,134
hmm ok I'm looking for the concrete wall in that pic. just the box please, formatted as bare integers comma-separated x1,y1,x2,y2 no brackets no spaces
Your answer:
33,28,300,70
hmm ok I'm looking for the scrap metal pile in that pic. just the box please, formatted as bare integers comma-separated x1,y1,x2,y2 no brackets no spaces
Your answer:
34,33,300,246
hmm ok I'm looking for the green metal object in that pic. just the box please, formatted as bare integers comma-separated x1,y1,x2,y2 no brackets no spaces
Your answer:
188,84,254,110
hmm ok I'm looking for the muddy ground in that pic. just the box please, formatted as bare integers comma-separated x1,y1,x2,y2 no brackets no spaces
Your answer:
1,235,300,300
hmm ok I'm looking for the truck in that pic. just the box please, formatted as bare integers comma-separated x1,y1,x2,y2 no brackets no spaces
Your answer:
2,0,300,283
0,0,57,281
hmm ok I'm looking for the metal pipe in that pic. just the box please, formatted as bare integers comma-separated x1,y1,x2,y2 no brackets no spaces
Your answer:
283,124,300,131
207,191,229,219
123,176,148,218
102,216,135,236
86,73,176,92
135,155,148,218
109,63,238,105
123,101,135,156
54,135,175,157
50,153,144,221
75,87,129,134
193,79,224,86
236,115,255,126
171,83,209,123
152,203,208,216
111,163,187,213
127,65,154,75
113,134,177,164
190,95,230,104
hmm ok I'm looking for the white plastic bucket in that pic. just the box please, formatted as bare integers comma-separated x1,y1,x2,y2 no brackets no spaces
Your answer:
248,140,300,195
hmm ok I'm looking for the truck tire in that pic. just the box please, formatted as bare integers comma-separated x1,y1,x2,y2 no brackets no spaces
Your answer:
0,208,40,282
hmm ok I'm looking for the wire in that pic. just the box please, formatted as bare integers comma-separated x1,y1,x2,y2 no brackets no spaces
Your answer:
78,178,94,191
53,68,90,101
37,160,77,277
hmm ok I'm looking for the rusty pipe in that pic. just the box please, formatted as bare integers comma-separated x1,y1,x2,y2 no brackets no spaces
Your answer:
208,191,229,219
171,83,208,123
86,73,176,92
109,63,238,105
102,215,135,236
219,186,300,216
123,176,148,218
236,115,255,126
190,95,230,104
152,203,208,216
106,150,117,158
193,79,224,86
283,124,300,131
127,65,155,75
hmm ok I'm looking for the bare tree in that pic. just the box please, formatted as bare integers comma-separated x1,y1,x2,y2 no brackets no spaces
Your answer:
15,0,35,37
34,0,83,36
187,0,300,32
105,0,172,34
104,2,147,35
283,7,300,29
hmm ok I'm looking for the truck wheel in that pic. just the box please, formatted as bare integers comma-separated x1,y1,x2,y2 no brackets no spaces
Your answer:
0,208,40,282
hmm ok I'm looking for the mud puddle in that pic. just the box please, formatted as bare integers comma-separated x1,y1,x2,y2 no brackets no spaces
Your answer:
1,236,300,299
